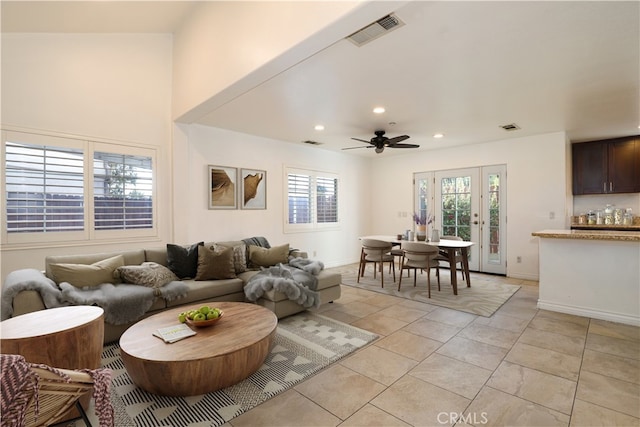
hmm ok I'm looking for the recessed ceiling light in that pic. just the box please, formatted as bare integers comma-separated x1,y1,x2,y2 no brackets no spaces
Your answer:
373,107,385,114
314,125,325,131
433,133,444,139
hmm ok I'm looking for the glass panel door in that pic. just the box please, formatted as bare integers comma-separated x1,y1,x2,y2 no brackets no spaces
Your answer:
482,165,506,274
434,168,480,271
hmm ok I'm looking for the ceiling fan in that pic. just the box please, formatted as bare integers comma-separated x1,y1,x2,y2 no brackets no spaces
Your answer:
343,130,419,153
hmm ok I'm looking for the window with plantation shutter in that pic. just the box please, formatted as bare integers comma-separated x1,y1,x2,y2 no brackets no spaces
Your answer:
3,130,157,245
93,151,153,230
285,167,339,232
5,141,85,233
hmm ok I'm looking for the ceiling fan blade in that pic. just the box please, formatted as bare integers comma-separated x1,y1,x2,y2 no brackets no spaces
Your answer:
342,146,368,150
385,135,410,146
351,137,372,144
390,143,420,148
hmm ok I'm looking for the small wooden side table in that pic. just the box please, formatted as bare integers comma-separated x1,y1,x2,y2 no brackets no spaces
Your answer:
0,306,105,421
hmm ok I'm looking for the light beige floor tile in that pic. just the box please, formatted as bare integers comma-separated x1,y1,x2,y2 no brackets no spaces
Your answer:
374,330,442,361
396,298,439,313
528,315,588,339
376,304,429,323
230,389,340,427
465,387,570,426
339,344,418,386
318,309,362,325
569,399,640,426
359,293,405,308
294,364,386,420
425,307,477,328
487,361,576,414
458,323,521,349
582,349,640,384
586,333,640,360
351,313,408,337
517,327,585,357
589,319,640,342
340,404,411,427
402,318,462,342
506,342,581,381
409,353,492,399
330,301,380,318
495,299,538,321
436,336,508,370
371,375,470,426
576,371,640,418
536,309,590,327
472,312,531,333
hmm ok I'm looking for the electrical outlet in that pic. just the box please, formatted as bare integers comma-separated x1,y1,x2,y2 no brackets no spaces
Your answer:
313,251,317,257
517,256,522,263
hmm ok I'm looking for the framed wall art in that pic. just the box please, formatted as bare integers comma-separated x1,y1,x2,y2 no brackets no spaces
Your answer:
240,168,266,209
209,165,238,209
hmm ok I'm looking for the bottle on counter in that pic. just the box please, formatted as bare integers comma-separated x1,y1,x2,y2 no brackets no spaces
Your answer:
623,208,634,226
596,209,604,225
604,204,614,225
614,208,623,225
587,210,596,225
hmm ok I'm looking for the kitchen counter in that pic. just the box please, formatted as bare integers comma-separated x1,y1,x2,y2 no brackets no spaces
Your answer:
532,229,639,326
532,229,640,242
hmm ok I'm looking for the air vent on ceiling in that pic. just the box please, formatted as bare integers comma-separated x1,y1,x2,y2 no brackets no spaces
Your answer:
302,140,323,145
500,123,521,131
347,14,404,47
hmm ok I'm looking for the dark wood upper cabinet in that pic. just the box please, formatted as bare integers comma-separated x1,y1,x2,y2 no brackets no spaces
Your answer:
572,136,639,195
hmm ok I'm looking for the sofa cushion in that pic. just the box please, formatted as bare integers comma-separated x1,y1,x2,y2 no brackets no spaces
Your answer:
50,255,125,288
195,245,236,280
144,248,168,266
45,250,145,280
214,242,247,274
115,262,178,288
167,242,203,279
248,244,289,267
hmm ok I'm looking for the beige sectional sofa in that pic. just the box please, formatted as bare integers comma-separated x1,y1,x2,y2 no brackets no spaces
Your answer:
4,240,341,344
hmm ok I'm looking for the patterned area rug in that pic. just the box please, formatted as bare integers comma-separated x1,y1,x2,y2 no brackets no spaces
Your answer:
330,263,521,317
100,313,377,426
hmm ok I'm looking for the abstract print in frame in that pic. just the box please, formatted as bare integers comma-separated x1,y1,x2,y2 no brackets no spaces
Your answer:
209,165,238,209
241,168,266,209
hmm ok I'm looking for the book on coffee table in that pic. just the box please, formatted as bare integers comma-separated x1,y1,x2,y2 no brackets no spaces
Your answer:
153,323,196,343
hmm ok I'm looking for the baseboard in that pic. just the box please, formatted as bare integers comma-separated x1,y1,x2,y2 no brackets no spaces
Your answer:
537,300,640,327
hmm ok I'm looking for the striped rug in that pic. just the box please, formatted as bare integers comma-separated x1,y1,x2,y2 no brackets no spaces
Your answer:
99,313,377,426
330,263,521,317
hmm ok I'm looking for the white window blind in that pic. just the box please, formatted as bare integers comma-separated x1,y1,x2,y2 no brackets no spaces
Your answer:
285,168,339,232
93,151,153,230
5,141,85,233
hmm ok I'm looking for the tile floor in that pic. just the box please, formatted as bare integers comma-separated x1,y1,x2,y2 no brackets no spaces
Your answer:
229,270,640,427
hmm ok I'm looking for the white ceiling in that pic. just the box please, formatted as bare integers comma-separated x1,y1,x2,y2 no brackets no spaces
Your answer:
3,1,639,157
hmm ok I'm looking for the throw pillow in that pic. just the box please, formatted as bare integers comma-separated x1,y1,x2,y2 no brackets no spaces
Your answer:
115,262,179,288
195,245,236,280
248,243,290,267
50,255,125,287
215,243,247,274
166,242,203,279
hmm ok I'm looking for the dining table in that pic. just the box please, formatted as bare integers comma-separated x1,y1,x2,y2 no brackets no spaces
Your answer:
360,235,475,295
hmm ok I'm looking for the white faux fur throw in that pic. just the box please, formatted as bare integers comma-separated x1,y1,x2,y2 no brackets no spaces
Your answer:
1,268,189,325
244,260,324,308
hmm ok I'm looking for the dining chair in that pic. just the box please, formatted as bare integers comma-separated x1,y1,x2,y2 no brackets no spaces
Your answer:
359,238,396,288
398,242,440,297
435,235,467,282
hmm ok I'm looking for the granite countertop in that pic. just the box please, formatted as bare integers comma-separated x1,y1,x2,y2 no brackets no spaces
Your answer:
532,229,640,242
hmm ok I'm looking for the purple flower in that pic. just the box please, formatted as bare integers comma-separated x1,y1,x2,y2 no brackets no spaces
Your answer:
413,212,434,225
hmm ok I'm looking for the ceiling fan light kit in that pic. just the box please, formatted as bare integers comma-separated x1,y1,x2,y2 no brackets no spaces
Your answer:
343,130,420,154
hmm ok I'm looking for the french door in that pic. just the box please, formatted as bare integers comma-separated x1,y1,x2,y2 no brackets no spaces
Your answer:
415,165,506,274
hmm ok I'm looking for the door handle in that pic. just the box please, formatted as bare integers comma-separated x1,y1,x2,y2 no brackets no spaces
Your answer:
473,221,479,225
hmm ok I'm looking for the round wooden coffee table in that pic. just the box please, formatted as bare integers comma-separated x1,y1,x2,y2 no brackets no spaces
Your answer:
119,301,277,396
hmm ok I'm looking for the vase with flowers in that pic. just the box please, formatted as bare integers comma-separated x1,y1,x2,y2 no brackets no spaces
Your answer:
413,211,434,241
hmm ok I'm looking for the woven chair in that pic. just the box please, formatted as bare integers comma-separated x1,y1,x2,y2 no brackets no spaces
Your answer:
1,354,113,427
358,238,396,288
435,235,467,282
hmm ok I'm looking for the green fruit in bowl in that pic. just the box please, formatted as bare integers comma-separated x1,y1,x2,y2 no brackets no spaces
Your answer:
193,312,206,322
178,312,187,323
206,311,219,320
199,306,211,315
